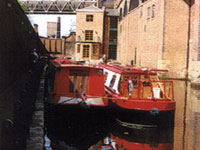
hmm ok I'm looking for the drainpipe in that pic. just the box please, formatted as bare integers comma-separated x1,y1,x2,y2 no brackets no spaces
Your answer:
57,17,61,39
186,0,192,80
162,0,166,60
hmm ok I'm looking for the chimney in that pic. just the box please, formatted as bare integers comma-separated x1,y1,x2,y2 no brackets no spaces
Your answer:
57,17,61,38
96,0,101,8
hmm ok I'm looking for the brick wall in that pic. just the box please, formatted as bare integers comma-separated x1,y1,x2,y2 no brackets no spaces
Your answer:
189,0,200,81
164,0,189,79
75,8,104,61
116,0,191,79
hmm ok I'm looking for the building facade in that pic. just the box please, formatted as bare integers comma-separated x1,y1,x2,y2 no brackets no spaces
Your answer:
75,5,105,61
75,4,118,61
115,0,191,79
103,9,118,60
189,0,200,81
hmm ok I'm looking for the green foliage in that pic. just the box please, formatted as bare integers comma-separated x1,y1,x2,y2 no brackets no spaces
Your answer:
17,0,28,12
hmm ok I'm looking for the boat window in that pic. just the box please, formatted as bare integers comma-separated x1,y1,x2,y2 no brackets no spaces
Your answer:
124,76,129,81
132,76,138,86
69,69,89,93
104,72,108,83
128,80,133,96
143,81,150,86
109,75,116,88
150,75,158,81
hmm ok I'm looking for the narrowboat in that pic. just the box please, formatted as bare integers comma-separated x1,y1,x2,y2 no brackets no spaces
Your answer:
109,123,174,150
45,58,108,109
98,62,176,127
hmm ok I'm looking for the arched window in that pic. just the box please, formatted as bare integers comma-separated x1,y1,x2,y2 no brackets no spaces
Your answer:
119,8,123,21
129,0,139,11
123,1,128,17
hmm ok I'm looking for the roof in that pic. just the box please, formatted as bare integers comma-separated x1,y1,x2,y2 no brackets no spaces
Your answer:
105,9,119,16
76,4,104,12
98,62,166,75
51,58,102,69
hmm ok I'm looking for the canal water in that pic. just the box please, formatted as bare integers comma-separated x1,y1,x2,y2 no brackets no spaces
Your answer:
44,80,200,150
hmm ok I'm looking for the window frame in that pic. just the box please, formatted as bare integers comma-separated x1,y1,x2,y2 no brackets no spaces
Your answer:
83,45,90,58
152,4,155,18
85,30,93,41
86,15,94,22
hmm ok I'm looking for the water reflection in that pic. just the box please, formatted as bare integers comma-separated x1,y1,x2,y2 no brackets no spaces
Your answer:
173,81,200,150
45,80,200,150
45,107,174,150
45,107,114,150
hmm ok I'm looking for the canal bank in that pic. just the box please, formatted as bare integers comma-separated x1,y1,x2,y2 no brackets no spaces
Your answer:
26,75,45,150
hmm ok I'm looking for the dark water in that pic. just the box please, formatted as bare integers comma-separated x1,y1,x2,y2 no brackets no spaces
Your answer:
44,80,200,150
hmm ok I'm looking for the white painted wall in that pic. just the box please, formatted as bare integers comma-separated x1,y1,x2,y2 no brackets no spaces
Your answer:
27,14,76,37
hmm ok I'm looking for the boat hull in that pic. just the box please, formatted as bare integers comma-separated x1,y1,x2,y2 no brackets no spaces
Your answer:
110,100,175,127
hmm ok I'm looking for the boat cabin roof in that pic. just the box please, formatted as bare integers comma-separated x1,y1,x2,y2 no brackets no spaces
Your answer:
98,62,168,75
51,58,101,70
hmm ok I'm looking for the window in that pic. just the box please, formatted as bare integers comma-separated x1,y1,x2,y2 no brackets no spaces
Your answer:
83,45,90,58
85,30,93,41
110,17,118,28
110,75,116,88
69,69,89,93
123,1,128,17
147,7,150,19
109,31,117,42
92,45,98,54
152,5,155,18
129,0,139,11
108,45,117,60
77,44,80,53
86,15,93,22
104,72,108,83
119,8,123,21
140,7,143,18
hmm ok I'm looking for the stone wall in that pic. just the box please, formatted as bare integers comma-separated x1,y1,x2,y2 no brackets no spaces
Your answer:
26,75,45,150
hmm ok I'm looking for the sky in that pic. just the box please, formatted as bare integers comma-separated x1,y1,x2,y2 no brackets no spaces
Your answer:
27,14,76,37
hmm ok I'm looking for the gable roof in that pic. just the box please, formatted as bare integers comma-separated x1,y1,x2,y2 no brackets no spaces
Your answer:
76,4,104,12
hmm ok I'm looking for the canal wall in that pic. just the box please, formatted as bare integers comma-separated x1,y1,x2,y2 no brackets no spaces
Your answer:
26,72,45,150
0,0,48,149
0,0,47,92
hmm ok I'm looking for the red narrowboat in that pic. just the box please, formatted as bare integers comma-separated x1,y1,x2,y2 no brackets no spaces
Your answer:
98,62,176,127
109,123,174,150
46,58,108,109
96,123,174,150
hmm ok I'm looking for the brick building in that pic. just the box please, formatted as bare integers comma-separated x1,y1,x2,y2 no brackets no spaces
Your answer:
103,9,118,60
188,0,200,81
115,0,192,79
75,4,118,61
40,32,76,58
75,5,105,61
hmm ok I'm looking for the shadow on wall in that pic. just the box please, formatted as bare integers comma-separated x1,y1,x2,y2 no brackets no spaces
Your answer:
0,0,48,93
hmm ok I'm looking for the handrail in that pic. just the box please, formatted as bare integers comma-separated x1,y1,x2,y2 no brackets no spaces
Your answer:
124,79,174,100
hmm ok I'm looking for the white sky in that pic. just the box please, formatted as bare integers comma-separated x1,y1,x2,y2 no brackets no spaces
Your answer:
27,14,76,37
